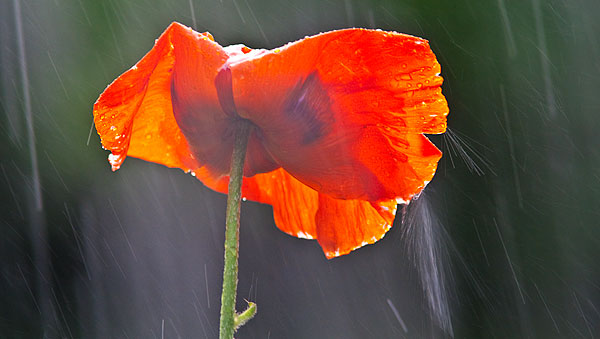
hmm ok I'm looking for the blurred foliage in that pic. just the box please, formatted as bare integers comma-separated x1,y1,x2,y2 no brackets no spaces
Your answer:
1,0,599,338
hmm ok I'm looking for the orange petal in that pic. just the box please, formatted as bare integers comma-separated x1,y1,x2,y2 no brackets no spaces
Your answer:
94,22,262,177
197,168,318,239
168,27,239,177
316,195,397,259
197,167,398,258
93,23,198,171
230,29,448,202
245,169,319,239
166,32,279,177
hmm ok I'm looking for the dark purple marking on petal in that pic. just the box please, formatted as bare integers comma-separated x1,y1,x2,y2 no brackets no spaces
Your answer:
283,71,333,145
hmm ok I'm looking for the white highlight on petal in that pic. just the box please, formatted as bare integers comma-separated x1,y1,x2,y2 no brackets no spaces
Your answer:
222,44,268,67
108,153,118,163
296,231,314,239
396,197,410,205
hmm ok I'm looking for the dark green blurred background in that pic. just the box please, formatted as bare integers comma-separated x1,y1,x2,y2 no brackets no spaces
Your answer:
1,0,599,338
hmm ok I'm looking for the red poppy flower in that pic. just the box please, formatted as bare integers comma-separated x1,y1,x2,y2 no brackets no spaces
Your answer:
93,22,448,258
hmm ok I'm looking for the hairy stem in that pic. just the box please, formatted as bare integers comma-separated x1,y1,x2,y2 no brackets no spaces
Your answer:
219,120,252,339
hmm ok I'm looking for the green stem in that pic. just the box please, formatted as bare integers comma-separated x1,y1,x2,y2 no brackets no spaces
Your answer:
234,301,257,330
219,120,252,339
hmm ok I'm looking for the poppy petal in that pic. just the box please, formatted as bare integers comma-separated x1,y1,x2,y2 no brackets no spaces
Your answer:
245,169,319,239
196,168,318,240
94,23,204,171
168,27,238,177
168,32,279,177
197,167,398,258
316,194,398,259
230,29,448,202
